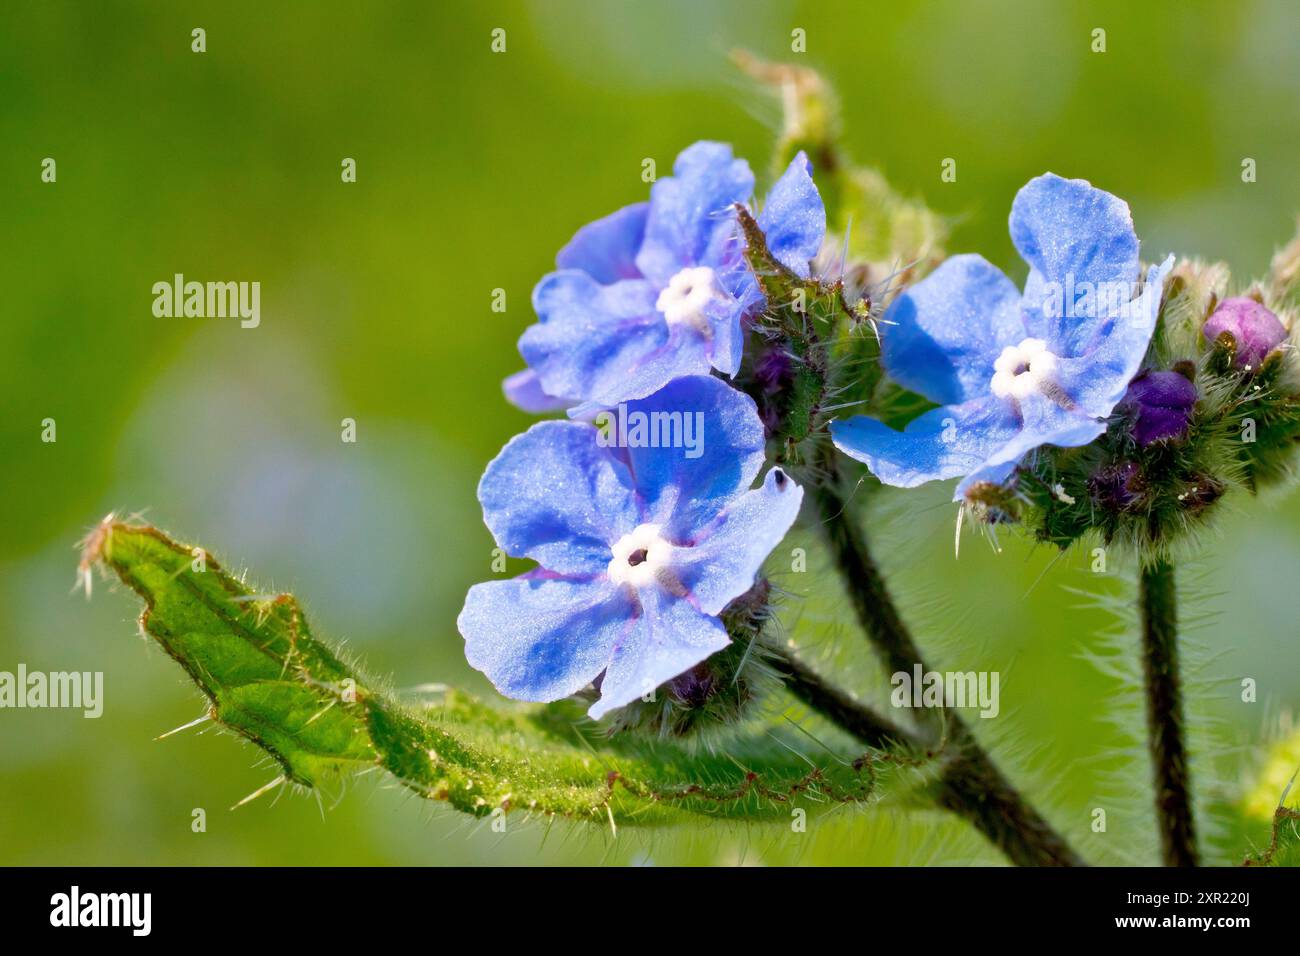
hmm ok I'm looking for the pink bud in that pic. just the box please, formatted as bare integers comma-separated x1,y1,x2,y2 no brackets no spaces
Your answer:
1203,297,1287,368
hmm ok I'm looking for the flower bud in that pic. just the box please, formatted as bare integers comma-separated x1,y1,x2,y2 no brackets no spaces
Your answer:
1269,225,1300,299
1177,474,1225,513
666,664,718,708
753,347,793,393
1122,371,1198,446
1202,297,1287,369
1088,460,1143,512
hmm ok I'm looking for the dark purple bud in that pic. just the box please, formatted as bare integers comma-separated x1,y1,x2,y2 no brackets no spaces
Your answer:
1203,297,1287,368
1089,461,1143,511
668,664,717,708
752,348,796,437
753,348,793,392
1123,371,1198,446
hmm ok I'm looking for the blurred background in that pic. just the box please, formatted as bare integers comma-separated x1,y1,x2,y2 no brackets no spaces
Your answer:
1,0,1297,865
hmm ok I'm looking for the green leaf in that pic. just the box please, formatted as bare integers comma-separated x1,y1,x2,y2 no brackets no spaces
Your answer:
80,518,889,826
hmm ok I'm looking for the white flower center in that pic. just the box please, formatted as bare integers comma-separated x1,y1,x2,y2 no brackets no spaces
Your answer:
655,266,720,335
990,337,1059,401
607,523,675,588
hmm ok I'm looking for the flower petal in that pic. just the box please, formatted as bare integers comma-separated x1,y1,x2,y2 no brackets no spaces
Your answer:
1055,256,1173,417
1010,173,1140,355
588,589,730,719
702,294,746,376
618,376,767,537
881,254,1026,406
502,368,571,413
555,202,648,284
478,420,637,575
758,151,826,277
459,576,632,704
523,270,710,407
955,394,1107,497
673,467,803,615
635,142,755,285
830,396,1021,489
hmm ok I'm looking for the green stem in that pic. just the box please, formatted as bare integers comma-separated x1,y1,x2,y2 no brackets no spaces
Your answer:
1138,558,1198,867
809,475,1085,867
772,647,917,751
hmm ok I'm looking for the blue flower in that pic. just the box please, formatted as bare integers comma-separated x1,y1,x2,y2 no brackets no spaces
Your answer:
459,375,804,719
504,142,826,415
831,173,1174,499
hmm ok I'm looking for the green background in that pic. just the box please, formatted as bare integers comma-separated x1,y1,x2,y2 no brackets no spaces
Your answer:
2,0,1297,865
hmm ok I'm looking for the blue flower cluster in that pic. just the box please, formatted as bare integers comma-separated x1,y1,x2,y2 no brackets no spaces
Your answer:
462,143,821,718
461,151,1170,719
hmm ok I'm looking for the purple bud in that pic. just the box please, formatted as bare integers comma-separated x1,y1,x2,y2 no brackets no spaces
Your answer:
668,664,717,708
753,348,793,392
1203,297,1287,368
752,347,796,437
1089,460,1143,511
1123,371,1198,446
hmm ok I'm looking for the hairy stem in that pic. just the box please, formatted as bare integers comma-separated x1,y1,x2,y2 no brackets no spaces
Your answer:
809,475,1085,867
772,648,917,751
1138,558,1198,867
